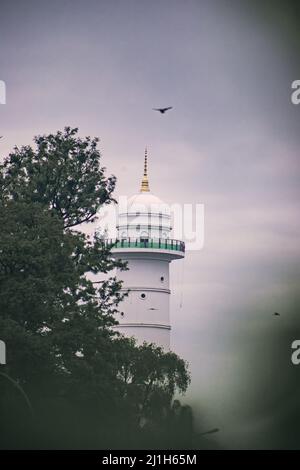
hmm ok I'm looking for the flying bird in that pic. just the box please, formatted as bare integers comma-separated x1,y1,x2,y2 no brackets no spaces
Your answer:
273,312,280,316
152,106,173,114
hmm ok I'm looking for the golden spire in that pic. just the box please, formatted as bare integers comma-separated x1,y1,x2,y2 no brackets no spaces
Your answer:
140,147,150,192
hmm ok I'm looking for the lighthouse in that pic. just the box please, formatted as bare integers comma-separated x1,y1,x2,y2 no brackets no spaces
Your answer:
109,149,185,350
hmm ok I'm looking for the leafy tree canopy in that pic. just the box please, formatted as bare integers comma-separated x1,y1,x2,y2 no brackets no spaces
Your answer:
0,128,191,449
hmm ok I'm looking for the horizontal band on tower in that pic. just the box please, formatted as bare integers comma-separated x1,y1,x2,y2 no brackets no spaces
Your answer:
120,287,171,294
117,224,172,231
113,323,171,330
105,237,185,252
118,212,171,219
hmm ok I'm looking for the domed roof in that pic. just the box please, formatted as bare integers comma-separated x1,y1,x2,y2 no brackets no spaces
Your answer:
127,192,170,216
116,149,173,241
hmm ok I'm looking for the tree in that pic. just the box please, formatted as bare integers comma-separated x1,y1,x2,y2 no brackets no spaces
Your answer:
111,338,190,424
0,128,191,449
0,127,116,228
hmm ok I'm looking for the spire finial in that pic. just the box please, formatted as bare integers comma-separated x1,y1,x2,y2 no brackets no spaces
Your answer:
140,147,150,192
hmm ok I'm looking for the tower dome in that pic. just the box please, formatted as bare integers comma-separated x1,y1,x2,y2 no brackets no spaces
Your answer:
127,192,170,215
117,149,172,240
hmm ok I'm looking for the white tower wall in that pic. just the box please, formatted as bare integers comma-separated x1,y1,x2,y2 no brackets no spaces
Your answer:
113,254,172,349
119,257,170,288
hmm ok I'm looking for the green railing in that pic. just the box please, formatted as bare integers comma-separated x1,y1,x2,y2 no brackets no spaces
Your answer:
105,238,185,253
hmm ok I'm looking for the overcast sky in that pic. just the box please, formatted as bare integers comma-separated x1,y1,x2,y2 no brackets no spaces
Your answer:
1,0,300,448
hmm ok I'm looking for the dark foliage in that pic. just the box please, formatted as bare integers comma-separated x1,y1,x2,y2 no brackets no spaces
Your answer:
0,128,191,449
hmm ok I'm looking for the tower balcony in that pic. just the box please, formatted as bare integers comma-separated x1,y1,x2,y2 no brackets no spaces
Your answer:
105,237,185,260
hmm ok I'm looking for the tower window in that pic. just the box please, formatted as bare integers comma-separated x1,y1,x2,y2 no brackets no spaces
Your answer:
140,293,146,299
160,276,164,282
120,312,124,317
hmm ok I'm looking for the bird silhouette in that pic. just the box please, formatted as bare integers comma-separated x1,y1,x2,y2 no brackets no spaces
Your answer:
152,106,173,114
273,312,280,316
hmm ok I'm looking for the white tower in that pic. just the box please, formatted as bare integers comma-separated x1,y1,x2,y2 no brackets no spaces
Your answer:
110,149,185,350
